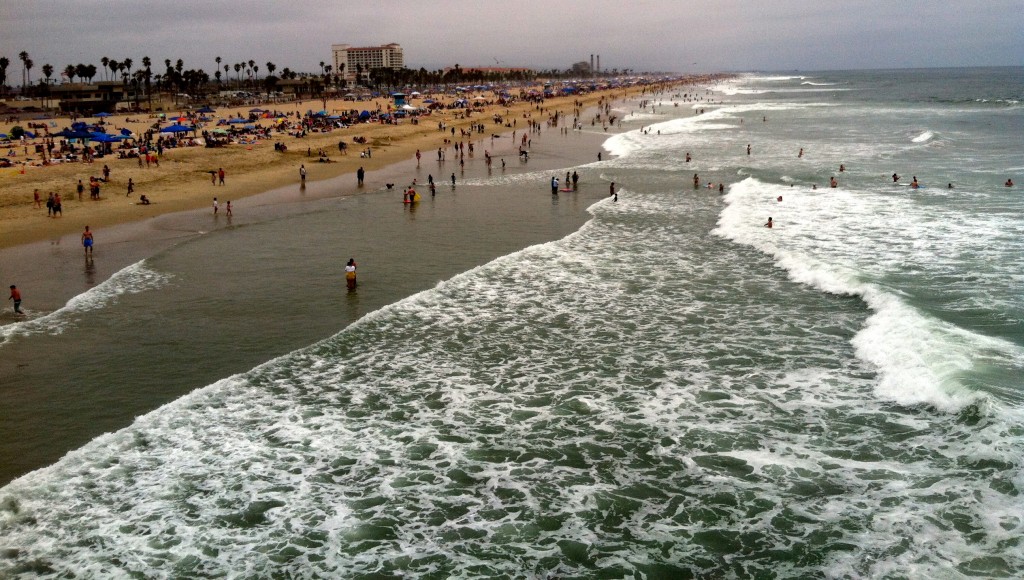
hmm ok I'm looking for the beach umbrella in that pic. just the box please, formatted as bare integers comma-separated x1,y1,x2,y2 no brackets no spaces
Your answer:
212,128,229,135
0,134,7,139
196,106,216,113
95,112,112,117
160,124,193,133
89,132,123,143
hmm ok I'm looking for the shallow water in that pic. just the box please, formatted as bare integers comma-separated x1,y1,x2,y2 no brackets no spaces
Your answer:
1,69,1022,577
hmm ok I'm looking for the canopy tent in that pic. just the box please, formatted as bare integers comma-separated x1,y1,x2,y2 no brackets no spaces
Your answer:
89,132,124,143
54,129,93,139
94,112,112,117
160,124,194,133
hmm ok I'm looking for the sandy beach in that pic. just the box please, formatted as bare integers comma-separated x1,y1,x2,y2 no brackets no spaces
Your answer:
0,85,655,250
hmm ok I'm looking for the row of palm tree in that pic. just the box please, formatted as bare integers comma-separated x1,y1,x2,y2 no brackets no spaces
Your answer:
2,51,645,106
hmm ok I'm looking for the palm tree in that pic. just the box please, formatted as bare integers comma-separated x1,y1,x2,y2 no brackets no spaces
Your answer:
86,64,97,82
63,64,75,83
215,56,222,82
24,58,33,88
319,61,325,76
234,63,241,85
75,63,88,84
42,63,53,84
266,61,276,78
123,58,133,78
252,64,259,83
0,57,9,96
108,59,119,82
18,51,29,88
101,57,110,80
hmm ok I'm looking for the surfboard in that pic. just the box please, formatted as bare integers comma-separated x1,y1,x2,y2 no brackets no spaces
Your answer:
559,188,574,192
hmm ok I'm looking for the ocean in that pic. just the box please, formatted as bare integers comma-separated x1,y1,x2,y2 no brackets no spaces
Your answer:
1,67,1022,577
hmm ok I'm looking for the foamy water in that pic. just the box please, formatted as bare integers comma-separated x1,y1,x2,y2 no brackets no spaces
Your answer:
1,68,1022,577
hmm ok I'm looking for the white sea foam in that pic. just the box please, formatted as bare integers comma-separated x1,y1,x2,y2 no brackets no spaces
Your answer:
912,130,935,143
714,177,1022,412
0,260,171,347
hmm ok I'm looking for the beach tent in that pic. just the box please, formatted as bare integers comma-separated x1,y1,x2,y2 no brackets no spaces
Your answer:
196,106,216,113
89,132,123,143
227,118,247,124
358,111,371,120
54,129,92,139
160,124,193,133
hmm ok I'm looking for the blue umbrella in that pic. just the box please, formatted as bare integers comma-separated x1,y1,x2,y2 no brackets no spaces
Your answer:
160,124,193,133
95,112,112,117
227,118,247,124
196,106,216,113
0,134,7,139
90,132,123,143
120,128,133,136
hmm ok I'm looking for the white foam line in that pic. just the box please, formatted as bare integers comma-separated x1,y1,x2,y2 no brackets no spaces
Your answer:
0,260,171,347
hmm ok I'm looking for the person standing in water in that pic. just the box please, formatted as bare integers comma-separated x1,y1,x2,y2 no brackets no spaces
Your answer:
765,217,773,228
8,285,22,314
345,258,357,290
82,226,94,255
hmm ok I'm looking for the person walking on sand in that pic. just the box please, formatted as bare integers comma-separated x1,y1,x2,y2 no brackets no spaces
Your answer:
218,167,225,185
300,164,306,183
126,178,134,197
76,179,84,201
33,189,41,208
9,285,22,314
357,166,365,186
226,200,232,216
82,226,94,255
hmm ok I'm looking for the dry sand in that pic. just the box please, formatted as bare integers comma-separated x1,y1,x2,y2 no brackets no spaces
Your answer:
0,87,648,250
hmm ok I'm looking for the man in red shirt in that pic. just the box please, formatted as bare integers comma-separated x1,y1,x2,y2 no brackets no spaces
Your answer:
9,285,22,314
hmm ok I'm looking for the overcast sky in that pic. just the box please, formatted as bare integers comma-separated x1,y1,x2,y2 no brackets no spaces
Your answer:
1,0,1021,78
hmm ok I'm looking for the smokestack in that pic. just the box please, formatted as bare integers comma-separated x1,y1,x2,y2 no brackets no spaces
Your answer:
590,54,594,75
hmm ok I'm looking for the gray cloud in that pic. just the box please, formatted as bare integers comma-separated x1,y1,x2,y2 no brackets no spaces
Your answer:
1,0,1021,77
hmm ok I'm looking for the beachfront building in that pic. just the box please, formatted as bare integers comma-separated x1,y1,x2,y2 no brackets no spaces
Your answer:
331,43,404,85
51,81,139,114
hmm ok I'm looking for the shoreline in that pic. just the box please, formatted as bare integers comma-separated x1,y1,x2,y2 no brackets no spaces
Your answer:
0,84,679,250
0,91,643,483
0,82,700,312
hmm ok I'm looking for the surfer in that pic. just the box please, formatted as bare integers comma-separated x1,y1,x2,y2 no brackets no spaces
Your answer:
345,258,357,290
911,176,919,189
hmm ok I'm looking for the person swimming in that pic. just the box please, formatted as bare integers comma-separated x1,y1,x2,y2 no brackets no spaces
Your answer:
764,217,773,228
